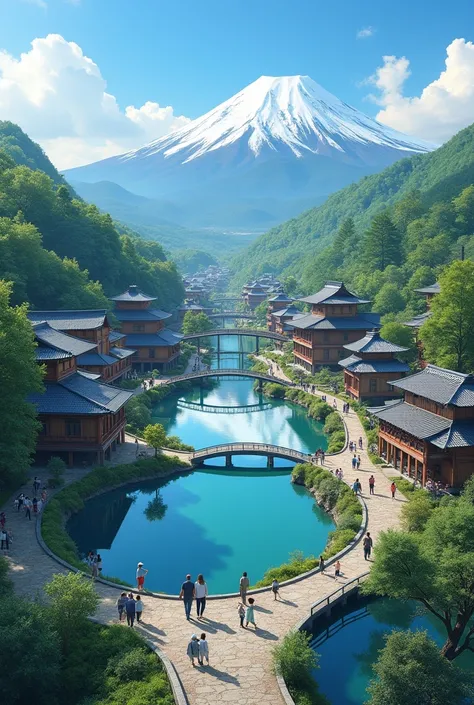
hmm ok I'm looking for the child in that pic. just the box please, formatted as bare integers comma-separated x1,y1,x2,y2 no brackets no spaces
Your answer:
245,598,257,630
135,594,143,623
187,634,200,667
271,579,280,601
198,633,209,666
237,602,246,628
334,560,341,578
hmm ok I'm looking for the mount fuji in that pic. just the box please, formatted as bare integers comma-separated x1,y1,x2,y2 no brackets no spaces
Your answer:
65,75,434,230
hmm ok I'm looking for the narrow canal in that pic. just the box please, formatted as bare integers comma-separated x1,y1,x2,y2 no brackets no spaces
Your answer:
67,334,334,594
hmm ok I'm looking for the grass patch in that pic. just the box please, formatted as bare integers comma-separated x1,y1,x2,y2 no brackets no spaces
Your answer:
41,455,189,575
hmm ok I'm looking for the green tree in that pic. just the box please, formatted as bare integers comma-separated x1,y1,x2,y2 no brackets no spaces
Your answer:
453,184,474,234
181,311,213,335
143,423,167,456
253,300,268,327
0,598,61,703
0,280,43,489
272,630,319,693
379,322,417,363
331,217,356,266
363,212,402,270
44,572,99,654
363,496,474,660
367,630,473,705
373,283,406,316
419,259,474,371
400,492,434,532
282,275,299,297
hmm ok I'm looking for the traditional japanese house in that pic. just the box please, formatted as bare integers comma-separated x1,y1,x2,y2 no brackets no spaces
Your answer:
289,281,380,372
369,364,474,487
29,322,133,466
266,292,293,330
339,330,410,403
243,281,268,310
111,285,182,372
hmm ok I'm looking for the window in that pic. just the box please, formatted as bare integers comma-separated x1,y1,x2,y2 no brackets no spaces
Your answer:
65,420,81,437
133,323,145,332
369,378,377,393
149,348,156,358
323,349,330,361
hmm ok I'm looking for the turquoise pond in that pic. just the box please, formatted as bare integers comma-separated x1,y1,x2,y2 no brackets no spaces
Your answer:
67,345,333,594
310,596,474,705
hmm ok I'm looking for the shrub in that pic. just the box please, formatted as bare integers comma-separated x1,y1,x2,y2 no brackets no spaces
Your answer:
272,630,318,690
336,511,362,532
323,412,344,435
265,383,286,399
47,456,67,488
401,493,435,532
317,477,340,509
254,551,318,587
327,430,346,453
325,528,357,556
106,647,155,683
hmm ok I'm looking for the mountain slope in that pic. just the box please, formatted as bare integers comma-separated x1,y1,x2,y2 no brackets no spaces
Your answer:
231,122,474,285
64,75,431,229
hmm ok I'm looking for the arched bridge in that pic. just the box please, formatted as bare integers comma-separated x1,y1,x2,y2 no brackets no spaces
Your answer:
161,368,293,387
208,311,256,321
190,443,311,468
177,400,274,414
183,328,287,342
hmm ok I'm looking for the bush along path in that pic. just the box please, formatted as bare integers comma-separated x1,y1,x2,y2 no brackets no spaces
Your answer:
2,378,405,705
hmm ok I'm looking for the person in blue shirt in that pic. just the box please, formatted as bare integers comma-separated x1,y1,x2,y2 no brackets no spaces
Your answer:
125,595,136,627
179,574,195,620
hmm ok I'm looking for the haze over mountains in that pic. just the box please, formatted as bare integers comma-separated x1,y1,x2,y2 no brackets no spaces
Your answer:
66,75,433,236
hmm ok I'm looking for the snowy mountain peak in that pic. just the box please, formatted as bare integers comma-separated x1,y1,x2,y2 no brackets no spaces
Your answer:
121,74,433,165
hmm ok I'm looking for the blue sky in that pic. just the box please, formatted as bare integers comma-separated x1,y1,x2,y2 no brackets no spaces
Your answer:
1,0,474,167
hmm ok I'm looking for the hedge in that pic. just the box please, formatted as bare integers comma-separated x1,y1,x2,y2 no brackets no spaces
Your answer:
253,464,362,587
41,455,189,578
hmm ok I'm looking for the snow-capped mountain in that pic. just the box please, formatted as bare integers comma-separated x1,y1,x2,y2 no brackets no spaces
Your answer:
66,75,434,229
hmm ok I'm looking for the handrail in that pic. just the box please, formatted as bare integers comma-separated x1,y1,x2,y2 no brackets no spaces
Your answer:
177,400,273,414
182,328,287,341
310,571,370,616
191,442,311,460
162,369,293,386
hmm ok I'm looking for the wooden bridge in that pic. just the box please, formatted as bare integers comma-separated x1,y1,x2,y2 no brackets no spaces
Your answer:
182,327,287,353
177,399,274,414
190,442,312,468
208,311,256,321
161,368,293,387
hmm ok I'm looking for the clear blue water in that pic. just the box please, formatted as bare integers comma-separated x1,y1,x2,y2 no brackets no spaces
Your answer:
67,341,333,593
310,596,474,705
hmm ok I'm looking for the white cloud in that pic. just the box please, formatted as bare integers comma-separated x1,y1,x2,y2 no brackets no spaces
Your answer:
0,34,190,168
366,38,474,144
357,26,375,39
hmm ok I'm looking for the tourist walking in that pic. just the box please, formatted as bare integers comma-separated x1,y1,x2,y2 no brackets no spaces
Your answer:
239,571,250,604
125,595,136,627
116,592,127,622
390,482,397,500
187,635,200,667
96,554,103,574
198,633,209,666
245,598,257,629
33,476,41,494
24,497,31,521
352,479,361,495
352,455,357,470
369,475,375,495
179,574,195,620
195,574,208,619
136,562,148,591
237,602,246,628
271,579,280,600
363,532,373,561
91,556,99,579
357,455,361,470
135,595,143,623
319,555,325,573
0,528,8,551
358,437,363,449
334,560,341,578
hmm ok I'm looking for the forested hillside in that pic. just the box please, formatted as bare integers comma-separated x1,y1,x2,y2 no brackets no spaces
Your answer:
0,124,184,310
232,123,474,286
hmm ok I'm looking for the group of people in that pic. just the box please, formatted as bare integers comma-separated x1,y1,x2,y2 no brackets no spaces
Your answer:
86,551,103,578
141,378,155,391
351,454,362,470
117,591,143,627
349,437,363,451
179,574,209,620
312,448,326,465
14,478,46,521
352,474,377,495
187,633,209,667
342,401,350,414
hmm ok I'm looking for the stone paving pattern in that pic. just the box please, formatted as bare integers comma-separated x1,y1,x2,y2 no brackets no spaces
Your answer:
3,362,405,705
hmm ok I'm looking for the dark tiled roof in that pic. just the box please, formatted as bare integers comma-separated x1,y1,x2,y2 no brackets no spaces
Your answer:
125,330,183,347
370,401,451,439
110,285,157,302
299,281,370,306
404,312,432,328
77,369,101,380
109,330,126,342
28,373,133,414
289,313,381,331
110,346,135,360
429,422,474,449
76,351,118,367
268,293,293,303
35,344,72,361
113,308,171,322
338,355,410,373
33,322,97,357
271,306,302,319
28,310,108,331
414,283,441,295
343,330,408,353
390,365,474,407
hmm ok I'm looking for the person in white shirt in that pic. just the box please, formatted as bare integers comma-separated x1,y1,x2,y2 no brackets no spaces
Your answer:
198,633,209,666
194,574,208,619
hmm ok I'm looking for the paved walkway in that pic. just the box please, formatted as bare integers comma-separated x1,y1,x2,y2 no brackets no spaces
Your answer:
2,362,405,705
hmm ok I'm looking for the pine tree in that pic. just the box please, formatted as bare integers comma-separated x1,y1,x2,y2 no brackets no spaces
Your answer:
363,212,401,271
331,217,356,266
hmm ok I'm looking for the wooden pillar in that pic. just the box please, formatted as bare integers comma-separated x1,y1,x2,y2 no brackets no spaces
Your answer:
225,454,232,467
400,450,406,475
267,455,274,468
97,450,105,466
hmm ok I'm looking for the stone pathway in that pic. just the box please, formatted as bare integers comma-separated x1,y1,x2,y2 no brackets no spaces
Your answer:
2,363,405,705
